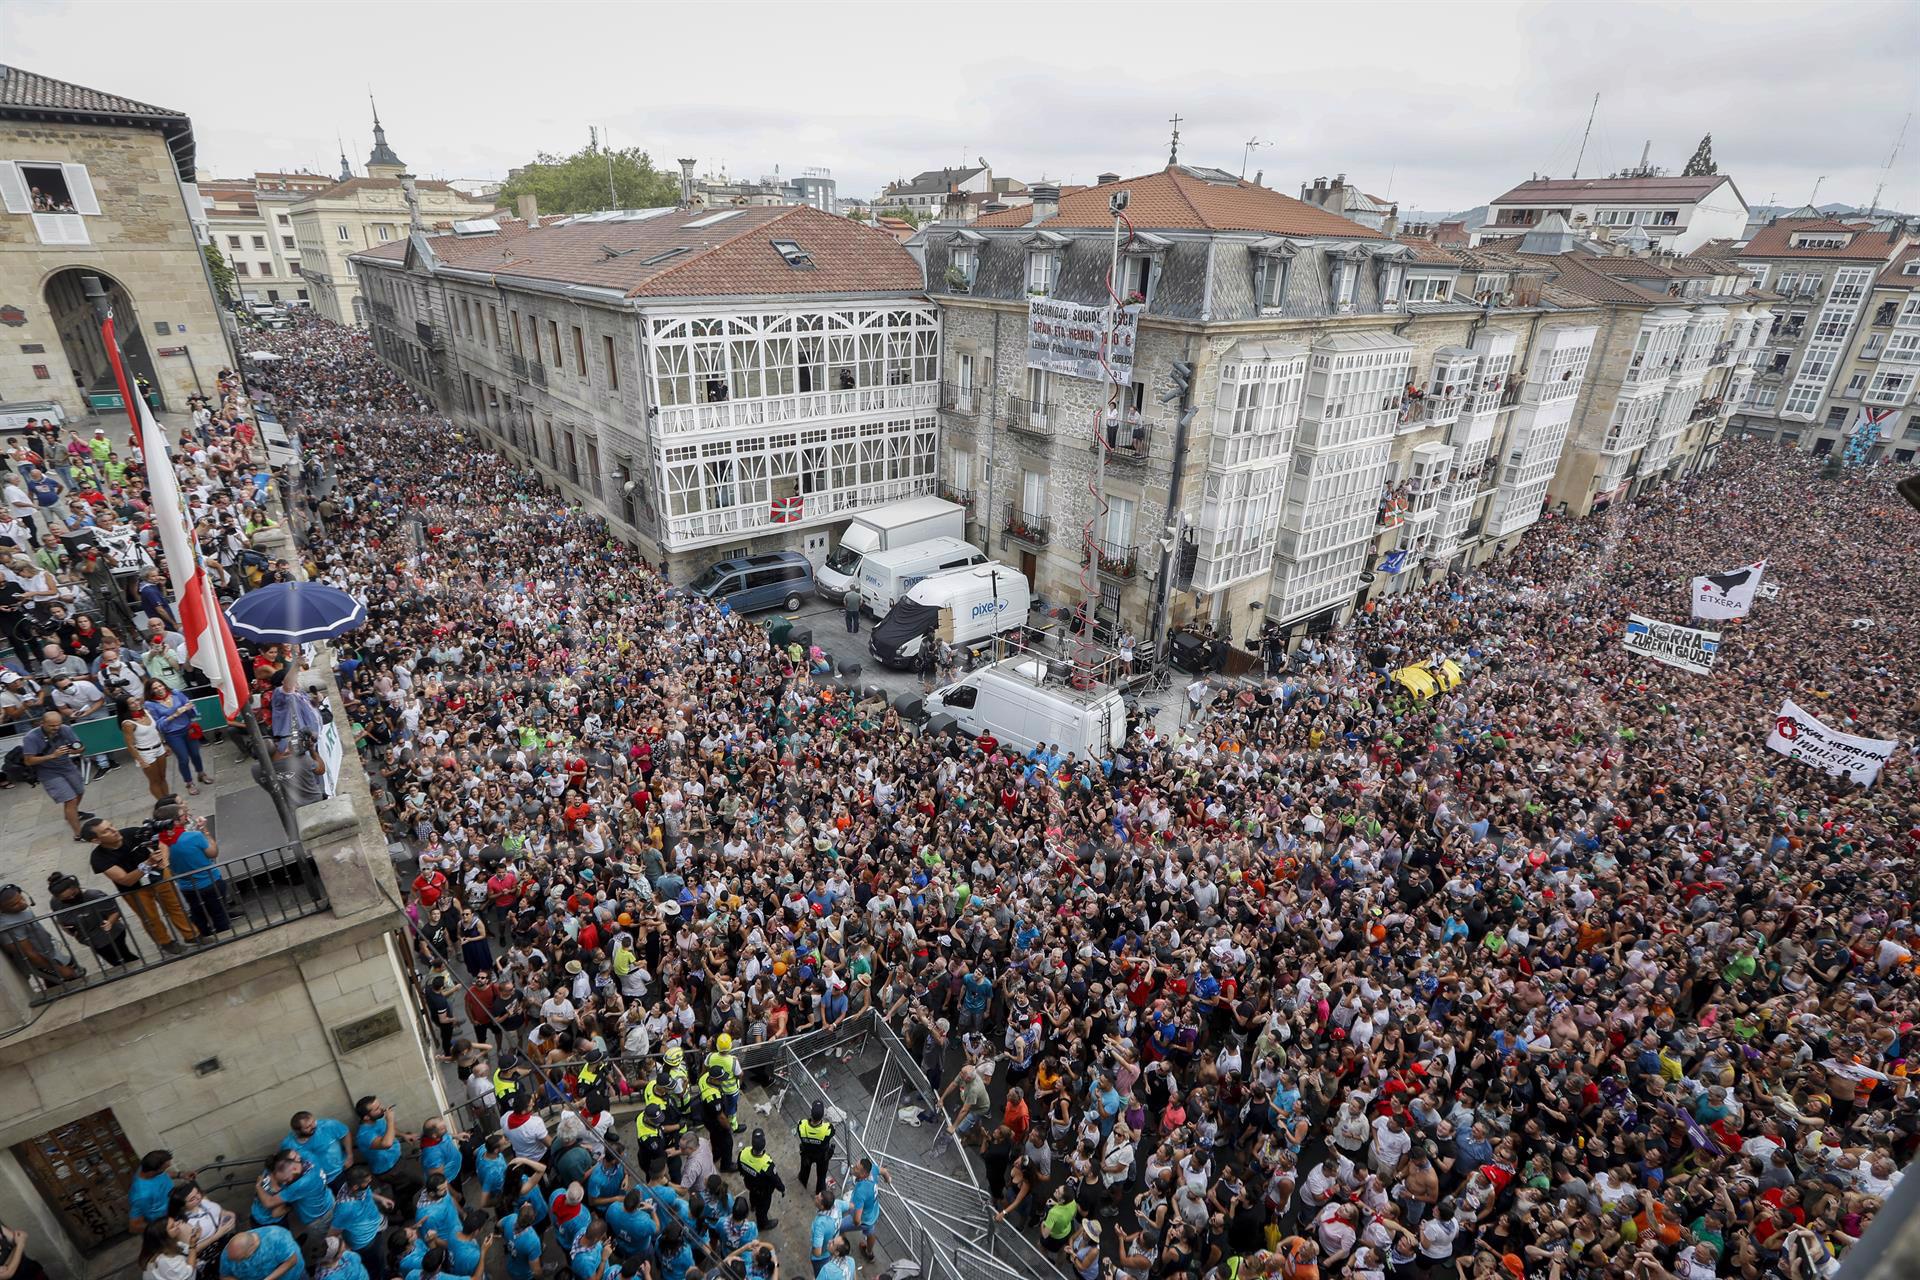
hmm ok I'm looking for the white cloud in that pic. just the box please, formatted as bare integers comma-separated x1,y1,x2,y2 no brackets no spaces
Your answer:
2,0,1913,213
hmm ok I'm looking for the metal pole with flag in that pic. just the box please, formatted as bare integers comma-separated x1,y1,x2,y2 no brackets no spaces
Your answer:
81,275,145,453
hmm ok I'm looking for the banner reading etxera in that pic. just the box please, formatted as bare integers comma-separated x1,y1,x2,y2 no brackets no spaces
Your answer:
1623,613,1720,674
1027,297,1140,385
1766,698,1897,784
1691,559,1766,620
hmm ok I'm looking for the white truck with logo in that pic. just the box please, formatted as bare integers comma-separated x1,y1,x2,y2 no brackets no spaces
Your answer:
816,496,966,602
853,536,987,617
868,561,1030,669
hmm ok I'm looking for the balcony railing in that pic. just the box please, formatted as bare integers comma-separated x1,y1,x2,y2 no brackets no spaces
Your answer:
1085,538,1141,579
530,362,548,389
1688,396,1726,422
1712,340,1734,365
10,844,329,1007
1399,393,1464,429
1006,396,1054,436
1003,503,1049,546
1866,384,1914,407
1101,416,1153,463
940,381,979,414
655,382,939,435
507,351,529,379
937,482,976,515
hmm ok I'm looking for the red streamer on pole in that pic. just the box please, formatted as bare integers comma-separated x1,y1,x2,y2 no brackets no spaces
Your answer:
98,308,145,453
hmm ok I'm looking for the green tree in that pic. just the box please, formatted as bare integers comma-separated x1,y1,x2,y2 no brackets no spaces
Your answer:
1682,134,1717,177
203,240,235,302
497,142,681,215
879,205,923,226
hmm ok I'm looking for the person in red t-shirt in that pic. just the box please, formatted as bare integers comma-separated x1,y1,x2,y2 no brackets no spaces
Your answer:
412,867,447,908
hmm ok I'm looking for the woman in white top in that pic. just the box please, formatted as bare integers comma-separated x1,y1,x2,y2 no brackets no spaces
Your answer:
119,695,172,800
174,1183,234,1251
136,1219,200,1280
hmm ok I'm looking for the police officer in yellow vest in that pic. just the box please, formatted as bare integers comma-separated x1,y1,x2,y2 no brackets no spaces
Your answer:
706,1032,741,1130
737,1127,784,1230
577,1047,608,1095
663,1042,690,1092
796,1098,835,1194
633,1103,666,1179
493,1051,528,1105
698,1064,735,1172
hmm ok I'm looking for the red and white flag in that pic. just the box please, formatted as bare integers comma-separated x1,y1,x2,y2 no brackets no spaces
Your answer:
134,396,248,722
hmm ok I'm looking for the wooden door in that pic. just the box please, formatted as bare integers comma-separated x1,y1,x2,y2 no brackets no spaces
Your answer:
1019,551,1038,588
11,1108,140,1252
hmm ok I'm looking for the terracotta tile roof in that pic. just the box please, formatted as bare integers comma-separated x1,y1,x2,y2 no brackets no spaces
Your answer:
353,205,924,300
0,63,184,120
1394,236,1461,266
1877,244,1920,289
1490,175,1734,205
1736,218,1910,262
970,166,1383,238
1518,254,1670,306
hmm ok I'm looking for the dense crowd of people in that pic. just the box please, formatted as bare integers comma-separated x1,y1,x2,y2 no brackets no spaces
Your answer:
9,308,1918,1280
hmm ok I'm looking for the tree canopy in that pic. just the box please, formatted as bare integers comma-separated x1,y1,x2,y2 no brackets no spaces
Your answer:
1682,134,1717,177
497,143,681,215
203,241,235,301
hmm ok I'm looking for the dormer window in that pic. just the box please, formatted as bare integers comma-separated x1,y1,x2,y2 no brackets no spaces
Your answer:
1251,237,1297,315
1376,258,1405,307
1791,233,1851,249
1027,250,1057,296
1120,254,1152,302
947,245,977,291
1328,250,1365,313
1473,273,1510,301
1405,275,1453,303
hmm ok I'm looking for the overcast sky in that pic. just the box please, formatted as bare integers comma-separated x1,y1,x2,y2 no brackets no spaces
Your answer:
6,0,1915,214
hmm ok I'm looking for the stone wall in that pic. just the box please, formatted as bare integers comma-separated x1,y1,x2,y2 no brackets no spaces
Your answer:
0,122,230,420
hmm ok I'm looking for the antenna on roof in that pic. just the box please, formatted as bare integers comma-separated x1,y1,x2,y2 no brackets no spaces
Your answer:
1239,136,1266,179
1866,113,1910,216
1809,175,1827,206
1571,93,1599,179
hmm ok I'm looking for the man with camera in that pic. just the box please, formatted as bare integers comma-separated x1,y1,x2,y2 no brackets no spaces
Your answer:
84,814,204,955
19,708,90,839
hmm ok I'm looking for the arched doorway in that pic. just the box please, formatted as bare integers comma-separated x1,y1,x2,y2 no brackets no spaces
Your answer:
42,267,163,411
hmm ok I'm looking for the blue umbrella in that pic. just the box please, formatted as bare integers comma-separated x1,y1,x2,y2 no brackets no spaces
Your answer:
225,581,367,644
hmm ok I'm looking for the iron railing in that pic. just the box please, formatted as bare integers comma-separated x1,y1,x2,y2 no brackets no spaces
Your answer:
1086,538,1141,578
10,844,327,1006
1002,503,1049,545
1005,396,1053,435
940,381,979,414
937,483,975,514
1101,417,1152,462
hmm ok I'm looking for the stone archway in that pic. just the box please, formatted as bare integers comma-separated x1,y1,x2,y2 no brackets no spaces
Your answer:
42,267,163,411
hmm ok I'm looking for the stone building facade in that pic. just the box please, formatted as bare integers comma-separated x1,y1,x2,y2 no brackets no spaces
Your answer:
352,203,937,578
0,65,232,418
929,167,1608,651
289,108,495,327
1727,214,1916,455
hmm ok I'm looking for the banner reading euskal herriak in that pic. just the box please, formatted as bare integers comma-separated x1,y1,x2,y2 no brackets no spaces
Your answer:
1692,559,1766,621
1027,296,1140,386
1766,698,1897,784
1623,613,1719,674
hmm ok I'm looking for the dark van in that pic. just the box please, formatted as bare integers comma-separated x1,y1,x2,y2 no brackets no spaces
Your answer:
687,551,814,613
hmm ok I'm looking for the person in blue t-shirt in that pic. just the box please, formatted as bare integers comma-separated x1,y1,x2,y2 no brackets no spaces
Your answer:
502,1205,544,1280
585,1145,628,1210
655,1222,694,1280
845,1158,888,1262
809,1189,841,1271
567,1218,626,1279
443,1211,491,1279
416,1117,465,1186
603,1189,658,1260
414,1172,461,1246
353,1096,413,1179
129,1148,188,1233
329,1167,391,1277
220,1223,306,1280
313,1235,371,1280
284,1111,354,1188
253,1149,333,1228
473,1134,510,1209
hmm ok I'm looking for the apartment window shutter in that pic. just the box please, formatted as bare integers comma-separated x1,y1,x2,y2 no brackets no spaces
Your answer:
0,162,28,214
62,163,100,215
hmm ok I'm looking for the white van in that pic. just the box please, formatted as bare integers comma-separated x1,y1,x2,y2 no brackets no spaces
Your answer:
817,496,966,601
869,561,1030,669
854,536,986,616
925,659,1128,758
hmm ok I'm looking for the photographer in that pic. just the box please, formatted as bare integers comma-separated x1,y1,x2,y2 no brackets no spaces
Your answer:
19,708,89,840
47,869,139,968
83,815,204,955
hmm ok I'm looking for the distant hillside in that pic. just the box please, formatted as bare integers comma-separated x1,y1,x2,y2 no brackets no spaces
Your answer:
1402,205,1487,230
1750,202,1913,220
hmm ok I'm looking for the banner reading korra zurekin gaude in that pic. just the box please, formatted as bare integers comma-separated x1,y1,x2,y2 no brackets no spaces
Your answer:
1623,613,1719,675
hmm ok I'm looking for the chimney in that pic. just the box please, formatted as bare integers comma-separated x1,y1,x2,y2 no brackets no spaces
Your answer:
516,193,539,225
1253,169,1264,188
676,158,698,207
397,172,425,232
1028,183,1060,223
1097,171,1120,186
1333,173,1346,194
1383,205,1399,237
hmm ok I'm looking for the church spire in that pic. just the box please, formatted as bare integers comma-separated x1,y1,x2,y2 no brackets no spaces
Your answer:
337,132,352,183
366,93,405,178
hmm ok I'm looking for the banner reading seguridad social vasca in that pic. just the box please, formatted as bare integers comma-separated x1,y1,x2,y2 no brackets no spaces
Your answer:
1765,698,1897,784
1623,613,1719,675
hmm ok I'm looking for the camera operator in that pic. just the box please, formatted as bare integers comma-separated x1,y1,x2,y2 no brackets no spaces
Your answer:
83,814,204,955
